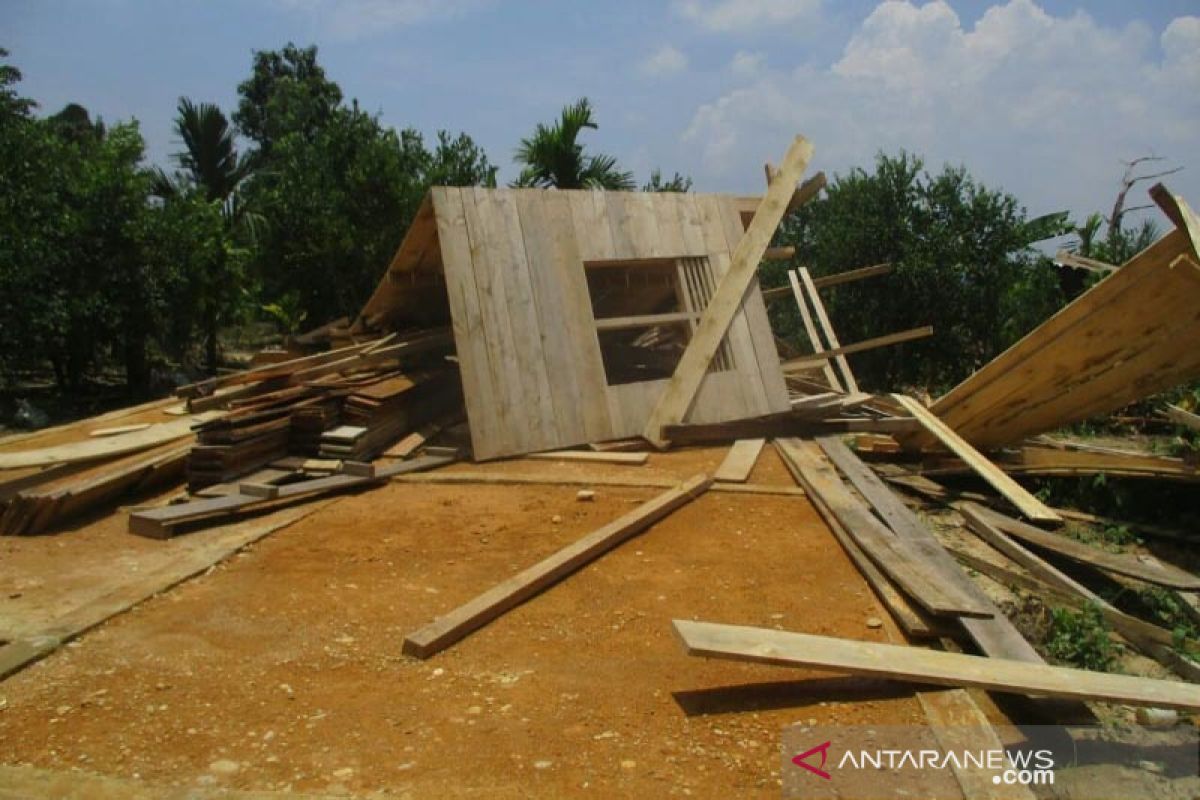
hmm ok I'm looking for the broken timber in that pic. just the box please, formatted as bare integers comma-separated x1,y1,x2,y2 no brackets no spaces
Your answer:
781,326,934,370
892,394,1061,526
403,474,712,658
671,621,1200,711
712,439,765,483
642,135,814,448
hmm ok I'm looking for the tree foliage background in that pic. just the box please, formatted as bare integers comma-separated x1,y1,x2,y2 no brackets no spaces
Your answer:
0,43,1170,414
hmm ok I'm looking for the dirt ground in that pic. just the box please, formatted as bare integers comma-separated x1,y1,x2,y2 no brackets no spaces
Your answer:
0,445,935,797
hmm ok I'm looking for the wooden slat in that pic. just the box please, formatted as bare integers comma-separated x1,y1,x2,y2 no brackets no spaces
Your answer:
0,415,215,470
1164,404,1200,433
526,450,648,465
787,269,843,390
893,394,1062,525
797,267,859,394
762,262,894,301
967,503,1200,590
642,136,813,447
403,474,712,658
673,620,1200,710
712,439,765,483
815,436,1046,664
781,326,933,370
774,438,992,618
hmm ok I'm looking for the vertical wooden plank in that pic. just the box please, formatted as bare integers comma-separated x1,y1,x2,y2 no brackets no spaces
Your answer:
430,188,502,459
605,192,639,260
623,191,664,258
788,269,844,391
484,188,564,451
568,190,616,263
715,195,791,412
518,190,612,445
798,266,860,395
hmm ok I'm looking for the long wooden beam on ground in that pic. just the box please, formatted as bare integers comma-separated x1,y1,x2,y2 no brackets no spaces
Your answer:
919,440,1200,483
712,439,765,483
388,468,805,497
966,504,1200,590
403,474,712,658
781,326,934,370
771,441,945,639
774,438,992,618
525,450,649,465
671,620,1200,711
642,136,814,448
892,394,1062,526
814,436,1046,664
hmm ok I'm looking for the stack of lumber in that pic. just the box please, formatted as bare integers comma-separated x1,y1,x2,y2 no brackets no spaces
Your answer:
290,399,341,455
319,369,461,462
186,411,293,491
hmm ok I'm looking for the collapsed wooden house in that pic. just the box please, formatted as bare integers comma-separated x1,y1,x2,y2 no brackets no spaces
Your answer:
354,186,796,459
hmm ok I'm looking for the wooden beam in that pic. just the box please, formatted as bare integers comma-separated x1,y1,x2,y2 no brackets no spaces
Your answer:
403,474,712,658
815,436,1046,664
774,438,992,618
672,620,1200,711
734,172,827,227
1053,249,1116,274
390,469,801,496
712,439,765,483
642,135,814,448
762,246,795,261
782,326,934,370
0,414,216,471
526,450,649,465
798,267,859,393
593,311,699,331
891,394,1062,526
762,263,894,301
1164,404,1200,433
1149,182,1200,260
966,503,1200,590
787,269,843,390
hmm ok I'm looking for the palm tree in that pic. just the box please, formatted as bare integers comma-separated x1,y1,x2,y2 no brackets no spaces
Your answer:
152,98,254,208
513,98,634,190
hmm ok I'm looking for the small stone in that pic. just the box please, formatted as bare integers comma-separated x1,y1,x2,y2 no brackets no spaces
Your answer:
866,617,883,629
1138,760,1165,774
208,759,240,776
332,767,355,778
55,705,71,715
620,759,637,770
551,515,563,524
279,683,294,698
533,760,553,770
467,705,482,715
576,490,595,502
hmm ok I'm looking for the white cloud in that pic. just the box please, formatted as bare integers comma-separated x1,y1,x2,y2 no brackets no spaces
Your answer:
681,1,1200,222
675,0,822,33
640,45,689,77
276,0,487,40
730,50,766,78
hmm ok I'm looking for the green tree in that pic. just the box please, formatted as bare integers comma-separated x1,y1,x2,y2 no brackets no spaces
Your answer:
770,152,1062,391
643,169,692,192
235,45,494,325
513,98,634,190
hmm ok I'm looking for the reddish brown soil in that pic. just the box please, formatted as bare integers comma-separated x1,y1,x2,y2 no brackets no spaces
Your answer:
0,447,928,797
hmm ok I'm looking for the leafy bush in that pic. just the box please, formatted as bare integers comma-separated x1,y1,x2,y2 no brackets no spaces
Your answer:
1045,603,1117,671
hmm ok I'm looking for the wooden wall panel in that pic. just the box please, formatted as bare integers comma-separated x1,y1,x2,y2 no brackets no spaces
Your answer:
423,188,791,459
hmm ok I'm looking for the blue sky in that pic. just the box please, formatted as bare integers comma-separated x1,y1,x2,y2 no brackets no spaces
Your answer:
4,0,1199,225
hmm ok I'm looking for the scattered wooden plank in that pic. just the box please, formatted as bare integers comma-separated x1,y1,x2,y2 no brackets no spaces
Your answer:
1053,249,1116,274
671,620,1200,711
642,136,814,448
389,468,800,497
815,436,1045,664
761,263,894,301
0,414,217,470
774,438,992,618
967,504,1200,589
713,439,765,483
89,423,152,438
404,474,712,658
589,438,649,453
772,442,942,638
781,326,933,370
797,267,859,394
892,394,1061,526
787,269,842,390
128,454,454,538
1164,404,1200,433
526,450,649,465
